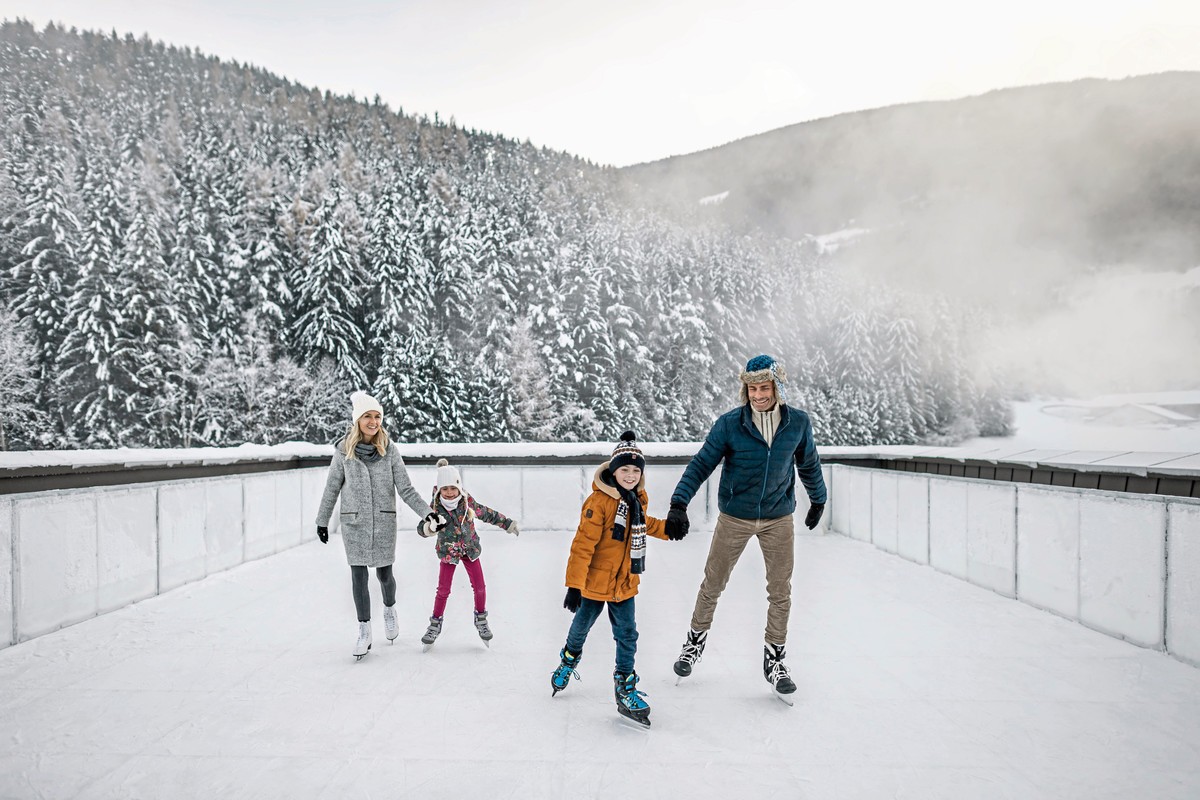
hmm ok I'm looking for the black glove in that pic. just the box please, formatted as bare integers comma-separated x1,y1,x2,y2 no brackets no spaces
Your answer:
665,502,690,541
563,587,582,613
423,512,446,533
317,525,328,544
804,502,825,530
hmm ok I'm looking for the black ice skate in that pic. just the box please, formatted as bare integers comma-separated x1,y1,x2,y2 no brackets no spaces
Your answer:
551,648,581,696
763,643,797,706
614,671,651,728
673,628,707,683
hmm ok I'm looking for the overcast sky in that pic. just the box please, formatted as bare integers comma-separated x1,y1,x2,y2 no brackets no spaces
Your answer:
5,0,1200,166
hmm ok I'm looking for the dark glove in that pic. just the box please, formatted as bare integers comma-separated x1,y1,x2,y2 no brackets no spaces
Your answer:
423,512,446,532
563,587,582,613
317,525,329,544
804,502,825,530
665,502,690,541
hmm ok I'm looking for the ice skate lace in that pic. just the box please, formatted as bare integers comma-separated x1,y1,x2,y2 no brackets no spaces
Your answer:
766,655,790,685
679,637,705,665
553,661,580,686
619,681,649,711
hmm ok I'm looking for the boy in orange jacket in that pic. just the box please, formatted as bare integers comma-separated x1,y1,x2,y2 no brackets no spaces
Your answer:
549,431,685,727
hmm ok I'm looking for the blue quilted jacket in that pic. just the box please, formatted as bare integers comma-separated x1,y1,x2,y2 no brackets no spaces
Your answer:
671,404,826,520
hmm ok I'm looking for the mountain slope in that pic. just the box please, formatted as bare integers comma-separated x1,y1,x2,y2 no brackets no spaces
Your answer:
620,73,1200,305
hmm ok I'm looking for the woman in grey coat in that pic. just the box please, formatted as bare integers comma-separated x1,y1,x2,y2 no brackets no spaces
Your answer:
316,391,434,660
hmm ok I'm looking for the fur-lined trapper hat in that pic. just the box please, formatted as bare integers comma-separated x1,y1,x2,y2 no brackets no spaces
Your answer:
738,354,787,405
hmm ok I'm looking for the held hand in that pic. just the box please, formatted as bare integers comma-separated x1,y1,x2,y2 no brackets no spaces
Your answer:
507,521,520,537
563,587,582,613
422,512,446,536
317,525,329,544
420,520,436,538
804,502,825,530
665,502,690,541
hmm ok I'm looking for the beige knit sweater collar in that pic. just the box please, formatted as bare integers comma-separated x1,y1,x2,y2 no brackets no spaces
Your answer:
751,404,782,446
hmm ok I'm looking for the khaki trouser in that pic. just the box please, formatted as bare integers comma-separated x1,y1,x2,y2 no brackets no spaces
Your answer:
689,512,795,645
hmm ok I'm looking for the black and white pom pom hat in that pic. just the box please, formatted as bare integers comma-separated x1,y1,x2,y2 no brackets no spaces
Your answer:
609,430,646,472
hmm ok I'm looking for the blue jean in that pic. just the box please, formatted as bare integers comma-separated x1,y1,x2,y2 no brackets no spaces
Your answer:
565,596,638,675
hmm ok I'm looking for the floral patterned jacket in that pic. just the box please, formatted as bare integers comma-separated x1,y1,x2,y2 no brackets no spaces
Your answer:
418,493,514,565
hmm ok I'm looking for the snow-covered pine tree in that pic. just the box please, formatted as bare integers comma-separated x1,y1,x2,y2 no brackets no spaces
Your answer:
56,145,131,445
12,141,80,395
290,189,367,386
0,305,47,449
120,150,183,445
504,318,557,441
241,164,291,343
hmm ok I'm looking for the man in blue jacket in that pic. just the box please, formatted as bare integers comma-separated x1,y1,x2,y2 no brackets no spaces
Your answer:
666,354,826,700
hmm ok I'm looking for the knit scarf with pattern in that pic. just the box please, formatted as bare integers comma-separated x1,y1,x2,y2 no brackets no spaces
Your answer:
606,470,647,575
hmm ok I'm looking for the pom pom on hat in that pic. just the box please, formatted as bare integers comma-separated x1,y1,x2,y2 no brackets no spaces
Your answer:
350,390,384,422
739,354,787,405
609,430,646,473
436,458,462,492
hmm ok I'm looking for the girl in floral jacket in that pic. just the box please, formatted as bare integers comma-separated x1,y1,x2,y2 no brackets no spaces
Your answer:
417,458,519,647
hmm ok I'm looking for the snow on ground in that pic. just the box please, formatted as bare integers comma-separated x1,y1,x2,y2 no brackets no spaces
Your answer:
2,525,1199,799
965,396,1200,452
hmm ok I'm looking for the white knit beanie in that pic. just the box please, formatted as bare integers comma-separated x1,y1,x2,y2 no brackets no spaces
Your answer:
435,458,462,491
350,390,384,422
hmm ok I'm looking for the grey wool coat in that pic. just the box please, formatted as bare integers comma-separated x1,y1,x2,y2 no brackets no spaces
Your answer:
316,443,429,567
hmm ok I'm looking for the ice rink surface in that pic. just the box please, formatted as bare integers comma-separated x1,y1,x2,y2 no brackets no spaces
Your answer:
2,526,1199,799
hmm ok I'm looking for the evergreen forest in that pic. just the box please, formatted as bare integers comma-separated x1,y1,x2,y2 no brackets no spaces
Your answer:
0,20,1010,450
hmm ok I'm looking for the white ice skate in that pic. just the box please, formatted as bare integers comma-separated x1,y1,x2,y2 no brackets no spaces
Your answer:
353,621,373,661
383,605,398,643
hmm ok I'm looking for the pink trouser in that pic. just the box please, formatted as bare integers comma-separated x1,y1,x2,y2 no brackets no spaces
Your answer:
432,557,487,617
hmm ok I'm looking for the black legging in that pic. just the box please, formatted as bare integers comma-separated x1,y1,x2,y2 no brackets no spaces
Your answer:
351,565,396,622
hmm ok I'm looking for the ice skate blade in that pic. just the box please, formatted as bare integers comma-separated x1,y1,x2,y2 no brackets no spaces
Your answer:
422,643,434,653
616,710,651,729
773,690,795,707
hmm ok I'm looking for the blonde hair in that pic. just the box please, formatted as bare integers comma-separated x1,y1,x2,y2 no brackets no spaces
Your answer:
343,421,390,460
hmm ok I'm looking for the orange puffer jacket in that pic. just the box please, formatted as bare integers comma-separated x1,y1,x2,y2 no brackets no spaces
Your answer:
565,463,668,603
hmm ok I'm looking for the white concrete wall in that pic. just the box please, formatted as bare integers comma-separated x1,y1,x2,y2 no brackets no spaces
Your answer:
831,465,852,537
16,494,98,640
895,474,929,564
1168,501,1200,666
870,471,899,553
1,498,12,647
1078,494,1165,648
826,465,1198,666
848,468,873,542
929,479,968,579
1016,486,1080,619
2,467,326,648
159,483,208,593
97,488,157,612
966,483,1017,598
